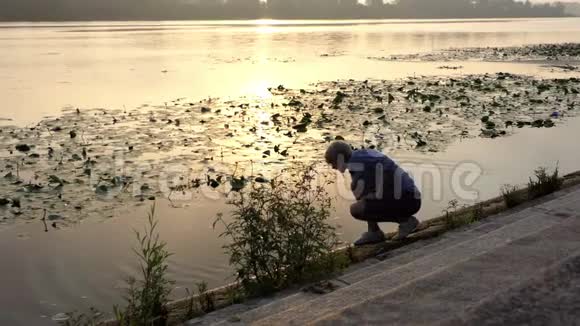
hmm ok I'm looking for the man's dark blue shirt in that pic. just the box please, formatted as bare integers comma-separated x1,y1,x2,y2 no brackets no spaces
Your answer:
348,149,418,201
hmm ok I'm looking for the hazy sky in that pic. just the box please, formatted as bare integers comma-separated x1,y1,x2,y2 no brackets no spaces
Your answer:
528,0,580,2
516,0,580,2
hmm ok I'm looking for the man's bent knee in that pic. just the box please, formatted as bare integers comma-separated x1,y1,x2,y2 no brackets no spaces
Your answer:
350,201,366,220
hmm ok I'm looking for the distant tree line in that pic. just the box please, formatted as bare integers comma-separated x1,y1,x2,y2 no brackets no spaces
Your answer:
565,2,580,16
0,0,571,21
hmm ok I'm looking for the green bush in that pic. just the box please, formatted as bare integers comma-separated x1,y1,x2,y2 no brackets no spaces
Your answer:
215,166,340,296
501,184,525,208
442,200,477,229
528,166,563,199
114,204,174,326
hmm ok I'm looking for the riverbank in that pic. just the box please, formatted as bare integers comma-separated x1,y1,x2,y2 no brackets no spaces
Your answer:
170,169,580,325
185,181,580,325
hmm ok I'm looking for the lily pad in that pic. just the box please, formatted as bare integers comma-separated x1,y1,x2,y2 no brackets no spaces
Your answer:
208,179,220,188
416,140,427,147
15,144,31,152
95,185,110,194
287,99,303,107
230,177,247,192
532,119,545,128
254,176,269,183
22,184,43,193
333,91,348,105
485,121,496,130
47,214,63,221
292,123,309,133
11,198,20,208
48,175,67,186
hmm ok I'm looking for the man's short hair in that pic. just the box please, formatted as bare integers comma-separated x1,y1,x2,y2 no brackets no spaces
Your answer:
325,141,352,165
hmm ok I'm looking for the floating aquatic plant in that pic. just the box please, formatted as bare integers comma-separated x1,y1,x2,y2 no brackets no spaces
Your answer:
1,72,577,227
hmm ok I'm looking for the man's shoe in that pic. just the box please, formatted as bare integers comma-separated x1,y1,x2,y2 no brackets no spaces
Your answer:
394,216,419,241
354,231,386,246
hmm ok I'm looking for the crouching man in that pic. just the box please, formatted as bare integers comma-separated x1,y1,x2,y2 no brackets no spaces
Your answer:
325,141,421,246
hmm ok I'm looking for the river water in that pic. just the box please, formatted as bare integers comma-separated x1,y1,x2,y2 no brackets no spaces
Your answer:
1,18,580,325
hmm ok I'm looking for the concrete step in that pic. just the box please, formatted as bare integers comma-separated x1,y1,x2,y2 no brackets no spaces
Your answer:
253,206,573,325
186,205,539,326
315,217,580,325
441,245,580,326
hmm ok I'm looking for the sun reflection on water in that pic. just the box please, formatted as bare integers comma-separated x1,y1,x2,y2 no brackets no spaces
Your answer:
253,19,282,33
247,80,275,99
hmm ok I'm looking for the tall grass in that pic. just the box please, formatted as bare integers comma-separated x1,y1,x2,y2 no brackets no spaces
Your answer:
443,200,464,229
114,204,174,326
528,166,562,199
501,184,525,208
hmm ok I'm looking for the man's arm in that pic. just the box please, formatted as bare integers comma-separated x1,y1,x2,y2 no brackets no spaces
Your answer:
350,170,366,200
